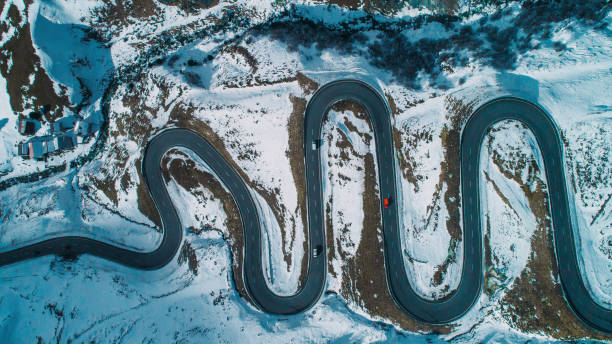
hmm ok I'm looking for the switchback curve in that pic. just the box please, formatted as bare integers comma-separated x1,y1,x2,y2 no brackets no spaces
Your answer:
0,80,609,333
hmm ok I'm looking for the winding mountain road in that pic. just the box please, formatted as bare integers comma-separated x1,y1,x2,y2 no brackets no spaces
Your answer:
0,80,610,333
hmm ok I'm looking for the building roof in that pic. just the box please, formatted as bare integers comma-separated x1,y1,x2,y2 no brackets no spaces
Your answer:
55,133,76,150
44,139,58,154
18,142,29,156
24,136,54,159
28,140,45,159
19,118,39,135
53,116,77,133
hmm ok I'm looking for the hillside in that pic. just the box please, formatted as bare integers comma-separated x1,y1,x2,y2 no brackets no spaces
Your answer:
0,0,610,342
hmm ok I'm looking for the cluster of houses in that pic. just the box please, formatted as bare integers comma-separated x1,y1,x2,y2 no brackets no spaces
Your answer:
17,114,94,160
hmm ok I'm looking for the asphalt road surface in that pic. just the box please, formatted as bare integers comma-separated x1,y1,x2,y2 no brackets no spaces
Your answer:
0,80,609,332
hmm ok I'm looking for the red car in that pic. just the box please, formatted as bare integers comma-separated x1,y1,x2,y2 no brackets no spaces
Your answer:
384,197,392,209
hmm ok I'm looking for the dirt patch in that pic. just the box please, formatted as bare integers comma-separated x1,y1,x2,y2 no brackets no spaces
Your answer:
482,214,495,296
218,45,259,88
93,0,160,29
100,80,159,227
101,74,182,228
296,72,318,95
591,193,611,226
482,171,518,218
252,181,297,274
135,158,161,228
90,177,119,206
325,201,338,278
0,3,70,119
286,95,310,290
115,74,171,142
178,240,199,275
332,100,369,124
169,103,241,177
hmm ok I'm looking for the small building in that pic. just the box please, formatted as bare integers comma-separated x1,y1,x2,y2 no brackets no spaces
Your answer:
55,133,77,151
28,140,45,160
52,116,77,134
18,142,29,157
18,137,57,159
44,138,58,154
18,118,40,135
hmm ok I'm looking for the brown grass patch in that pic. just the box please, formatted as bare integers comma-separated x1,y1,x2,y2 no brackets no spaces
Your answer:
296,72,318,95
286,95,310,289
93,0,160,28
161,149,250,301
90,177,119,206
135,158,162,228
385,92,400,116
0,3,70,119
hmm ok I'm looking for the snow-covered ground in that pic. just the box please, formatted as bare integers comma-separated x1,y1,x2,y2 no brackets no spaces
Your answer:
0,170,161,252
0,0,106,180
321,105,378,293
0,0,610,342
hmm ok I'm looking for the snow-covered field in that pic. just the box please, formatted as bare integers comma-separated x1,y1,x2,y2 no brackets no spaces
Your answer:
0,0,610,342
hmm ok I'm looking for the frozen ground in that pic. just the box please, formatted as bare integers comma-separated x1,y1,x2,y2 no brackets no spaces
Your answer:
0,0,610,342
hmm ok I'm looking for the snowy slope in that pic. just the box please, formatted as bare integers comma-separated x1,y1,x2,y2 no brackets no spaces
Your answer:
0,0,610,342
